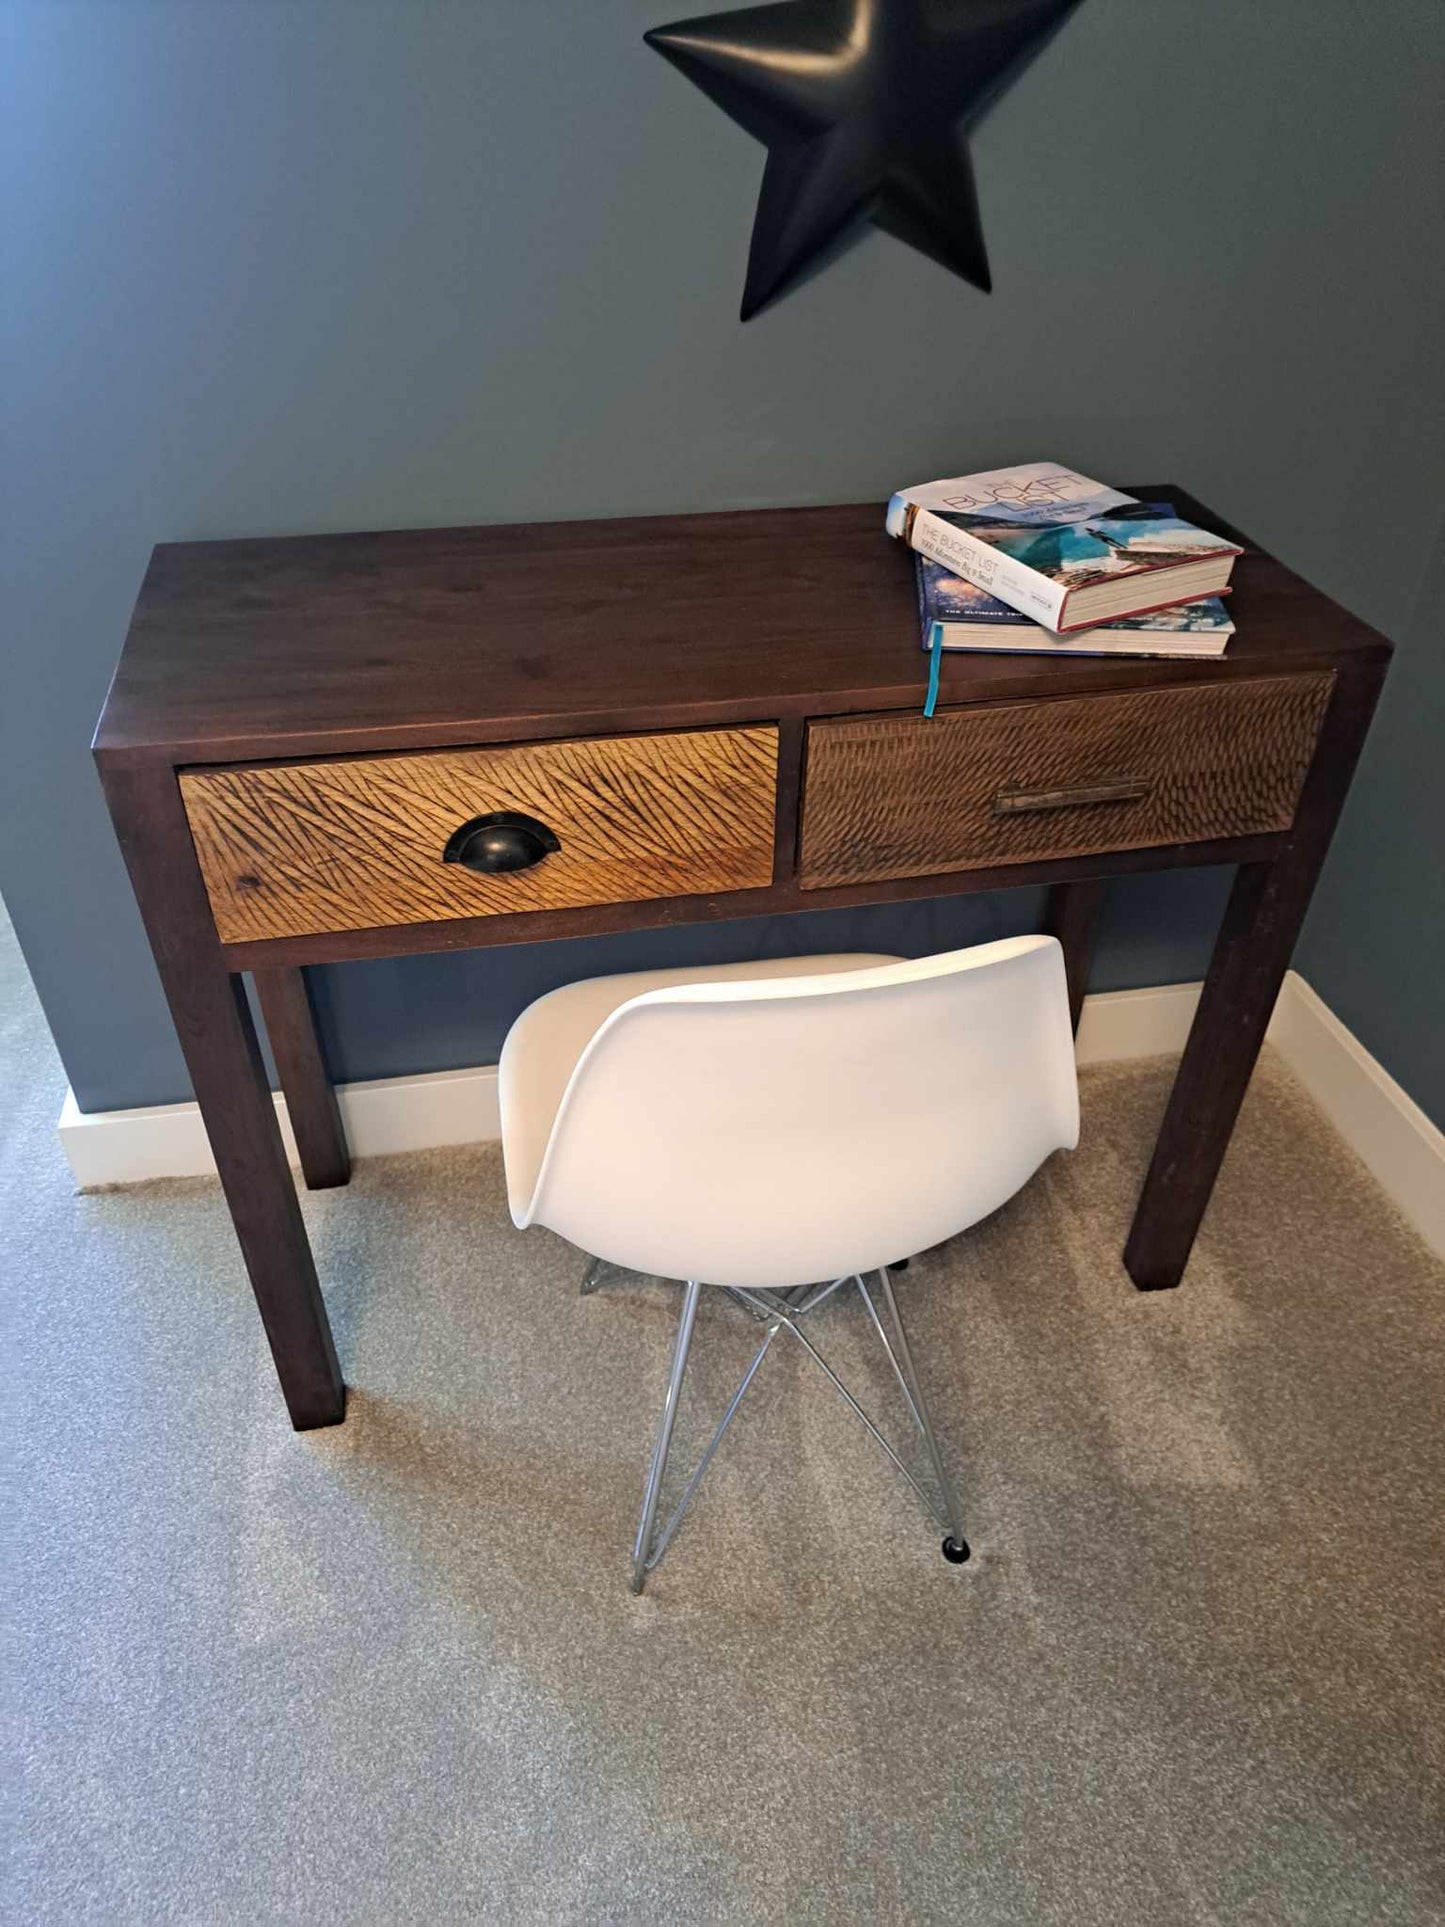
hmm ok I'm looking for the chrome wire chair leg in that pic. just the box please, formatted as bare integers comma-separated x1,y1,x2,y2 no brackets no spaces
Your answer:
579,1255,610,1296
854,1272,929,1436
628,1270,968,1591
789,1274,853,1317
871,1268,970,1562
723,1275,849,1325
632,1281,702,1593
731,1288,950,1534
644,1323,777,1575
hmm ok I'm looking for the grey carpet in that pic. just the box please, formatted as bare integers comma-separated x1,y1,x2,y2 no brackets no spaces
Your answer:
4,905,1443,1925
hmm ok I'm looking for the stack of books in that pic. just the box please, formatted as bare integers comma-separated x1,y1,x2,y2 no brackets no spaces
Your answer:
885,463,1242,713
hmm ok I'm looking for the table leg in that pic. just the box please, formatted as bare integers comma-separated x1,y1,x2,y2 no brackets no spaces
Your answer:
97,759,346,1428
1044,878,1104,1035
253,967,351,1189
1123,659,1386,1291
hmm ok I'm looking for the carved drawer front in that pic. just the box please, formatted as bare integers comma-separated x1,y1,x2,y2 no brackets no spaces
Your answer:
181,726,779,942
799,673,1333,890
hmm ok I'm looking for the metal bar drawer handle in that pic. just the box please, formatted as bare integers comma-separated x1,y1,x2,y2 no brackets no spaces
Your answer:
992,779,1150,816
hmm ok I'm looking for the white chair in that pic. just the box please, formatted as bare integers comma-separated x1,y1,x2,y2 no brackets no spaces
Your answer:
499,936,1079,1591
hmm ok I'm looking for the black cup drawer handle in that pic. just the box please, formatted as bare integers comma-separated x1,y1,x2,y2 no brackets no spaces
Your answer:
442,812,561,874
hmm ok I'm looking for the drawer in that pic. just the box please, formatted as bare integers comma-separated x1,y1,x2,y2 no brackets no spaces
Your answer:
181,726,779,942
799,673,1333,890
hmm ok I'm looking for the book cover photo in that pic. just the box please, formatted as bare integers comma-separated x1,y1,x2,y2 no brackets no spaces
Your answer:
950,502,1235,591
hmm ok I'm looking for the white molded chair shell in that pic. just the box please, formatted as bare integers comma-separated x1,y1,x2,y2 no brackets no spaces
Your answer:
500,936,1078,1289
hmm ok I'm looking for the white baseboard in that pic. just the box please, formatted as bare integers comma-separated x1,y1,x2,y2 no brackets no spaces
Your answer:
1265,973,1444,1258
59,1063,500,1190
1074,980,1201,1065
57,973,1443,1259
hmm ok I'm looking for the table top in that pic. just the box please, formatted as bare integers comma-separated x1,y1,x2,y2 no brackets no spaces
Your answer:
94,487,1392,767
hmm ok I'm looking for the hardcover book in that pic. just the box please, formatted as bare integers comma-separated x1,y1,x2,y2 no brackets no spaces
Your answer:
886,463,1241,633
915,556,1235,659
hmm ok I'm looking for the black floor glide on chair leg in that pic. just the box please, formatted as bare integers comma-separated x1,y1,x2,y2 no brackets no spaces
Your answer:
941,1536,971,1564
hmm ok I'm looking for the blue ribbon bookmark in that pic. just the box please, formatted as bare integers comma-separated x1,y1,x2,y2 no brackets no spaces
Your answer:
923,626,942,719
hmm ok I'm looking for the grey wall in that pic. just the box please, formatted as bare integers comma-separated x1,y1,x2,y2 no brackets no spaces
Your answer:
1295,527,1445,1116
3,0,1442,1122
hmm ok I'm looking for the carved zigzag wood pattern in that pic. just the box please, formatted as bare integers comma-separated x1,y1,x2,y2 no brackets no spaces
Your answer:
180,726,780,942
800,674,1335,889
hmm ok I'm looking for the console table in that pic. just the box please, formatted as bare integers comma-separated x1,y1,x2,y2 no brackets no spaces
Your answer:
93,490,1390,1429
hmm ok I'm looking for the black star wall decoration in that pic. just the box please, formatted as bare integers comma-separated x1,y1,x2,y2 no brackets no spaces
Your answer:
645,0,1084,320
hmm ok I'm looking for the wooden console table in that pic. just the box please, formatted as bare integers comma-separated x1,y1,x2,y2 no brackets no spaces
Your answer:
93,490,1390,1429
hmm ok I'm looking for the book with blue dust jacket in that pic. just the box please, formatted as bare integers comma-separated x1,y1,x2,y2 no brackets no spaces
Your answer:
915,556,1236,659
886,463,1241,634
